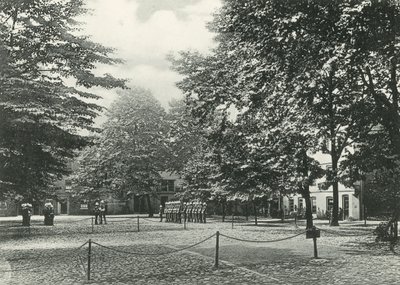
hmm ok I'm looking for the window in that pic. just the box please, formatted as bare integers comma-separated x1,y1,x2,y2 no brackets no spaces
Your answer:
289,198,294,212
160,180,175,192
326,197,334,212
298,198,304,210
0,201,7,209
65,179,72,190
311,197,317,214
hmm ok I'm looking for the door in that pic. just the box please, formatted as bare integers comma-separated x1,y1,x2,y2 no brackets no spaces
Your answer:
342,195,349,220
60,202,68,214
160,196,168,207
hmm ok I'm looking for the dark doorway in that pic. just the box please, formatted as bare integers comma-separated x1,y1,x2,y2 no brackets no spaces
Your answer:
342,195,349,220
160,196,168,207
60,202,68,214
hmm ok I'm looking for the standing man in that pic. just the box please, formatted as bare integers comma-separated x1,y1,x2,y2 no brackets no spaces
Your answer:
94,201,100,225
100,200,107,224
159,204,164,222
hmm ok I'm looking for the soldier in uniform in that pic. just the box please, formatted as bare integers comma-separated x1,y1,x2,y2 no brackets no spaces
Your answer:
99,200,107,224
202,202,207,223
172,202,178,223
183,202,188,224
165,202,170,222
186,202,191,222
177,201,182,224
198,202,203,223
195,202,201,223
94,201,100,225
159,204,164,222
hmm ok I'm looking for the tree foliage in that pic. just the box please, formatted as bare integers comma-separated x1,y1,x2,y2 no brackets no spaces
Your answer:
171,0,400,226
0,0,125,200
75,88,168,199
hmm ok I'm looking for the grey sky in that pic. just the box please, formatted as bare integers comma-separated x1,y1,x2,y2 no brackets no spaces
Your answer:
81,0,221,120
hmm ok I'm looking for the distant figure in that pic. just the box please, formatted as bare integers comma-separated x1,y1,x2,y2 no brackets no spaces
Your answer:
43,202,55,226
94,202,100,225
21,203,32,226
159,204,164,222
99,200,107,224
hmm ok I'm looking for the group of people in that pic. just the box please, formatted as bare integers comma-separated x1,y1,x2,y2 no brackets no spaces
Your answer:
93,200,107,225
161,201,207,224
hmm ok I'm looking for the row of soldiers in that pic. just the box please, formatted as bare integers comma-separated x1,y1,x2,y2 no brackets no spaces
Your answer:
162,201,207,223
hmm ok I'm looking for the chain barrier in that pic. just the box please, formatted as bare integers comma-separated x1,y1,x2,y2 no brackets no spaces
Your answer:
219,231,305,243
91,234,215,257
106,216,137,220
140,217,161,223
0,241,89,273
103,218,137,223
63,217,93,224
0,224,22,229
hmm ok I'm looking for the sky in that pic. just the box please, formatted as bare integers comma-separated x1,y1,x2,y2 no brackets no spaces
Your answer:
80,0,222,119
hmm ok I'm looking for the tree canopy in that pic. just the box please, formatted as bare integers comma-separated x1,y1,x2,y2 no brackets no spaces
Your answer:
75,88,168,198
170,0,400,226
0,0,125,201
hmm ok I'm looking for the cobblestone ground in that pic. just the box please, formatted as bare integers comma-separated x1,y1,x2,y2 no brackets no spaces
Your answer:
0,215,399,284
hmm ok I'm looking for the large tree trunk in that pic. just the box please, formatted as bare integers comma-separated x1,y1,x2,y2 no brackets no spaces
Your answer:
253,201,258,226
221,200,226,222
302,186,314,230
330,156,339,226
145,194,153,217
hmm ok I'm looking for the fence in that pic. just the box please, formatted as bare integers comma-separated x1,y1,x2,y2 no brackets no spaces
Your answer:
0,224,379,282
0,215,188,238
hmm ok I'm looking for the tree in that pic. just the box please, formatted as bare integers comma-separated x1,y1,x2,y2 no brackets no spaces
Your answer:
341,127,400,239
0,0,125,201
165,98,203,173
75,88,168,217
204,0,380,226
170,0,329,228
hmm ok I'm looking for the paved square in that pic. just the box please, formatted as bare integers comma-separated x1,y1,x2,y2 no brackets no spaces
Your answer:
0,216,399,284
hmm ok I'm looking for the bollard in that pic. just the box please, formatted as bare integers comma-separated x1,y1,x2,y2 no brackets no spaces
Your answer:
87,239,92,280
137,216,140,232
231,214,234,229
184,218,187,230
313,235,318,258
91,217,94,234
306,227,320,259
215,231,220,268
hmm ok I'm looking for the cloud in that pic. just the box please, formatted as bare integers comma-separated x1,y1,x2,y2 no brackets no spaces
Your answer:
80,0,221,119
135,0,202,22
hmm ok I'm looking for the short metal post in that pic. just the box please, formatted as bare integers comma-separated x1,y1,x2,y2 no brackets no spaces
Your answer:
184,218,186,230
215,231,220,268
87,239,92,280
91,217,94,233
137,216,140,232
231,214,234,229
313,235,318,258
